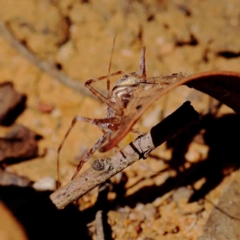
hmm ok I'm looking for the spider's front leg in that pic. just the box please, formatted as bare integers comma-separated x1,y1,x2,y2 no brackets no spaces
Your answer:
85,71,124,112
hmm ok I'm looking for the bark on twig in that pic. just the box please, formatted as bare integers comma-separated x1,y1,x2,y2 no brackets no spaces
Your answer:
50,101,199,209
95,180,111,240
0,21,93,98
95,210,105,240
95,181,111,240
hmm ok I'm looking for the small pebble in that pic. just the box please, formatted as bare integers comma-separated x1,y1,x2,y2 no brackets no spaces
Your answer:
51,108,61,117
37,101,55,114
136,203,144,211
143,204,157,220
33,176,56,191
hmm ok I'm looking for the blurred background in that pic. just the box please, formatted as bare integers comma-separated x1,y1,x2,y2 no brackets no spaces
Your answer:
0,0,240,239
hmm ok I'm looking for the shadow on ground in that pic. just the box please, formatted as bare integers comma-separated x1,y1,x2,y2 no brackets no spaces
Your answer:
0,186,93,240
112,113,240,207
0,113,239,239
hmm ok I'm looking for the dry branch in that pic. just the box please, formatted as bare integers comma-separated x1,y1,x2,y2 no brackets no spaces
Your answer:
50,101,199,209
0,21,93,98
95,181,111,240
95,210,105,240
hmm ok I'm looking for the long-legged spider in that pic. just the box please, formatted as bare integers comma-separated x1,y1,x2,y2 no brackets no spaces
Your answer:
57,46,186,182
57,46,148,180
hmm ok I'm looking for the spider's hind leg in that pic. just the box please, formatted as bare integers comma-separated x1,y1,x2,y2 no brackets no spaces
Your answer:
57,116,98,186
71,131,111,180
71,116,123,179
57,116,121,183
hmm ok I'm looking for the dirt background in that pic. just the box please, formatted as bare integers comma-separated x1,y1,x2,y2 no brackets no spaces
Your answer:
0,0,240,239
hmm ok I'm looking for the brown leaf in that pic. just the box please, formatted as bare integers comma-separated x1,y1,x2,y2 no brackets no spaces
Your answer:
101,71,240,152
0,125,41,164
0,82,26,126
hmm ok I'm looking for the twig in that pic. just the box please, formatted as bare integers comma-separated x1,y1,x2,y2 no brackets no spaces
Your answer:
50,101,199,209
0,21,93,98
0,168,32,187
204,197,240,221
95,210,105,240
95,181,111,240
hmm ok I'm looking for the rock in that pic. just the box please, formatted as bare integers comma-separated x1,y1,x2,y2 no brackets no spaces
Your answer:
0,168,32,187
33,176,56,191
0,124,41,163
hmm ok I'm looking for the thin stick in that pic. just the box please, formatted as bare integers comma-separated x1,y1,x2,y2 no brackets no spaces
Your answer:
50,101,199,209
95,181,111,240
0,21,93,98
95,211,105,240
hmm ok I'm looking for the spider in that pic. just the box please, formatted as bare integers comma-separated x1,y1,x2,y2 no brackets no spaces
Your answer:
57,46,186,182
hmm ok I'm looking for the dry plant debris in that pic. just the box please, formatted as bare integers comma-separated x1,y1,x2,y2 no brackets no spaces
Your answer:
0,82,26,126
1,0,240,239
0,124,40,164
0,168,32,187
51,101,199,209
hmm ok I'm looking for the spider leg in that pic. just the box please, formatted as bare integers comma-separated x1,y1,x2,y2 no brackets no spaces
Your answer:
114,88,126,109
57,115,121,185
85,71,124,110
71,131,111,180
138,47,147,78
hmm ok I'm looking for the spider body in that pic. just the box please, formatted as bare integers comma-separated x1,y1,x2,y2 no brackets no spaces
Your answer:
111,73,145,109
57,47,185,182
57,48,147,181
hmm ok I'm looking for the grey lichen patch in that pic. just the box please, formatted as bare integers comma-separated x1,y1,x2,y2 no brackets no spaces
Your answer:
91,158,113,172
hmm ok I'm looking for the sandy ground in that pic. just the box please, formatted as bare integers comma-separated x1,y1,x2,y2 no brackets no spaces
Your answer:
0,1,240,239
